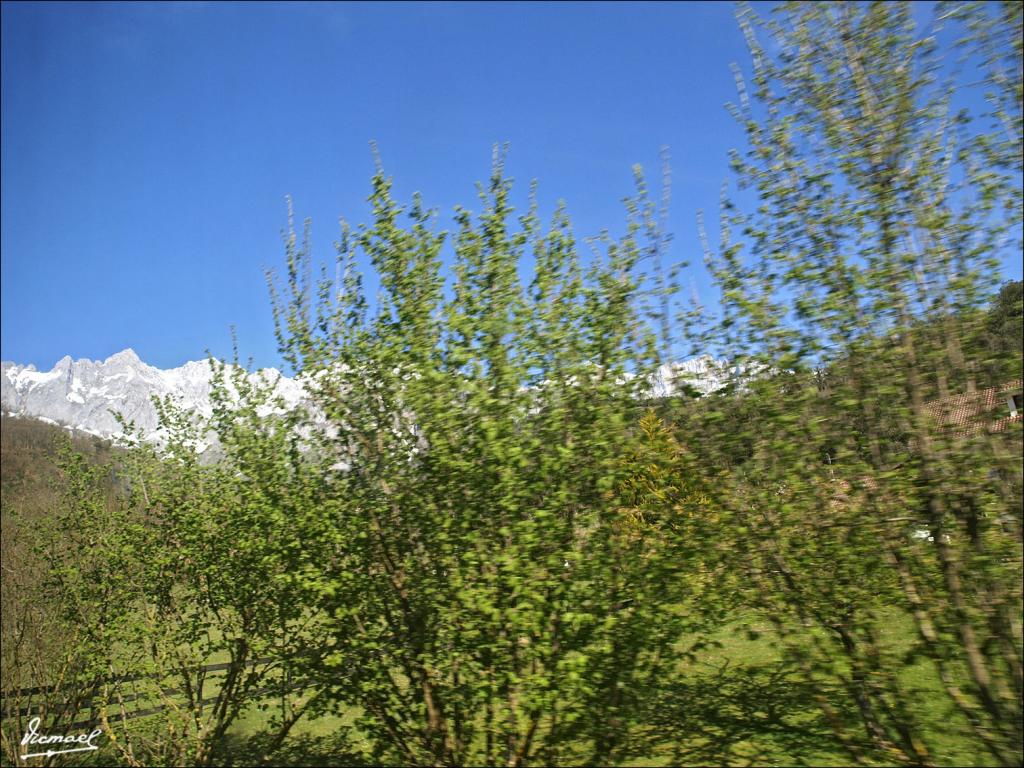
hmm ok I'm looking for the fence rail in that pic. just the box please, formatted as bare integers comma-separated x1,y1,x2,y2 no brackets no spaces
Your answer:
65,681,307,731
0,656,277,701
0,656,306,727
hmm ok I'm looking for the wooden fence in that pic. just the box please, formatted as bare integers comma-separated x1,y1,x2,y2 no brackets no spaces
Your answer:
1,655,304,730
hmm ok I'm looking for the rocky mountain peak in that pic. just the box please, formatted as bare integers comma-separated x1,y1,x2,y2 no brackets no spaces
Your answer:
2,349,734,448
105,348,142,367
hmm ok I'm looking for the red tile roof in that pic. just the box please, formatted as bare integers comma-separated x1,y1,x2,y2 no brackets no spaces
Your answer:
923,379,1023,435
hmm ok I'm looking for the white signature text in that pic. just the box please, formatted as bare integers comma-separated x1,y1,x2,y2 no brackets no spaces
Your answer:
20,717,102,760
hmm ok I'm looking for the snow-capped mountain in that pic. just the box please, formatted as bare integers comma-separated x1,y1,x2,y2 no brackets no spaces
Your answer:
647,356,734,398
1,349,303,443
1,350,734,445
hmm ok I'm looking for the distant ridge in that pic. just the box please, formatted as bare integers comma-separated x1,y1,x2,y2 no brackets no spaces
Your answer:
1,351,303,445
1,350,733,446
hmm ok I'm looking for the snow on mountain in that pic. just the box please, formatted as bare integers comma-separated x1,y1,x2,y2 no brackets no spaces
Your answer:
1,349,734,446
1,350,302,445
647,355,734,398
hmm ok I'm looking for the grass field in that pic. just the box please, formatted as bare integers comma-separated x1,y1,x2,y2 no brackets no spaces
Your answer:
1,605,996,767
200,610,987,766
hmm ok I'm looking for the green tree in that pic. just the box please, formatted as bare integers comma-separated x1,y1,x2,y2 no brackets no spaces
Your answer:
113,360,339,767
671,2,1023,764
264,150,713,766
984,280,1023,380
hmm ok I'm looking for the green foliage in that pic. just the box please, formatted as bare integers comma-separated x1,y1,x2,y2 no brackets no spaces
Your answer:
261,148,709,766
983,280,1024,380
106,362,339,767
0,423,150,767
675,2,1024,764
2,3,1020,766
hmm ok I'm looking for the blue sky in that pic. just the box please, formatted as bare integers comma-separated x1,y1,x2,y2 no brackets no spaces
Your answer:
2,1,1020,371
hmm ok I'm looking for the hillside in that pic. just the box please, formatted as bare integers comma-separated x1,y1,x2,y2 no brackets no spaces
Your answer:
0,414,119,519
